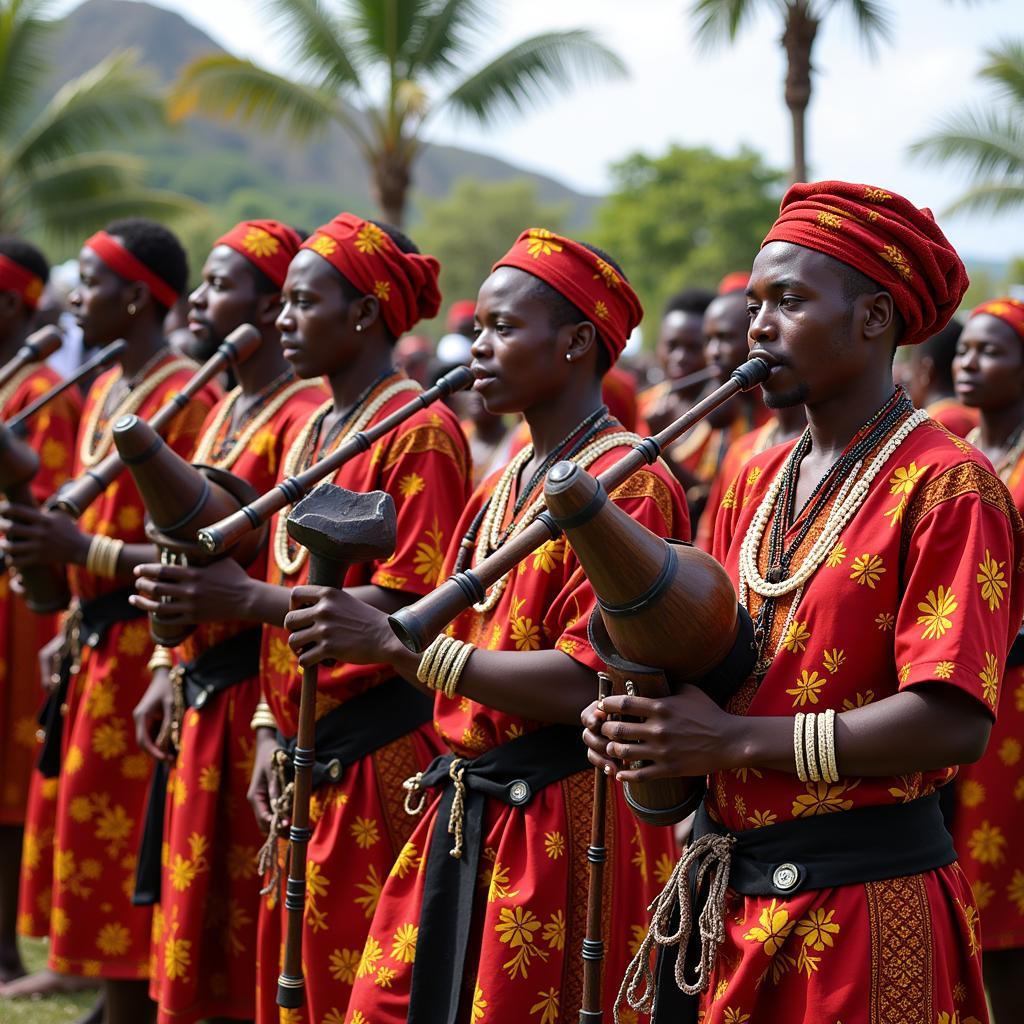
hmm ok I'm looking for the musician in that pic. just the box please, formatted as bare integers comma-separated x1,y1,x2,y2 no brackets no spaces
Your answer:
0,238,79,986
132,214,470,1024
0,219,220,1024
282,229,687,1022
583,182,1023,1024
949,297,1024,1020
906,316,978,437
127,220,325,1024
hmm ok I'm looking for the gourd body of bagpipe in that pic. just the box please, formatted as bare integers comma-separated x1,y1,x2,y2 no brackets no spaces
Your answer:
543,460,755,826
111,414,263,645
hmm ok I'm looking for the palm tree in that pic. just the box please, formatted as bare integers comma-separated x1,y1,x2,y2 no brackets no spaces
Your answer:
910,40,1024,216
690,1,893,183
170,0,626,228
0,0,199,248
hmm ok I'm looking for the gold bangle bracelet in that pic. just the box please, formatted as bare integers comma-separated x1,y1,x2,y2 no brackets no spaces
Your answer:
819,708,839,783
794,712,808,782
444,642,474,699
432,638,465,693
250,701,277,732
147,648,174,674
417,635,452,687
804,712,820,783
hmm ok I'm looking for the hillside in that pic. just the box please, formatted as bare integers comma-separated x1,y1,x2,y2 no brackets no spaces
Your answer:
43,0,599,228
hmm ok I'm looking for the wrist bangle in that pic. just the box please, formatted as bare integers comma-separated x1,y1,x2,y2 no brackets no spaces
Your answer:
794,712,808,782
804,712,820,783
818,708,839,783
444,642,474,699
250,701,277,732
147,647,174,674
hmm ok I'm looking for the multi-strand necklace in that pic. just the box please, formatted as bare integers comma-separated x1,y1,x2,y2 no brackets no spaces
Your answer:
455,406,641,614
272,371,419,575
966,422,1024,484
739,387,927,675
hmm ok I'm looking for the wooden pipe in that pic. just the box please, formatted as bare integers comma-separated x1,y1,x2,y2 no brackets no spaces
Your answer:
7,340,126,436
667,363,720,395
275,484,397,1010
48,324,261,519
196,364,473,556
111,413,262,645
388,355,773,654
0,325,62,393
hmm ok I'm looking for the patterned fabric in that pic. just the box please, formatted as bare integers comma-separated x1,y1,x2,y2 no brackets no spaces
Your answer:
255,384,469,1024
926,397,978,440
48,355,219,980
300,214,441,338
951,447,1024,951
213,219,303,288
700,416,1024,1020
969,297,1024,343
493,229,643,362
342,440,689,1024
763,181,969,346
149,382,325,1024
84,232,180,310
0,253,44,309
0,366,79,826
16,770,59,938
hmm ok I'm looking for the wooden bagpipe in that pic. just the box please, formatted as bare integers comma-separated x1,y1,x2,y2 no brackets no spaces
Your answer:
46,324,262,520
0,331,126,612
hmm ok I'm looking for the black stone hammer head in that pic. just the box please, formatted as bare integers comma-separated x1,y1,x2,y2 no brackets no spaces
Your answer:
286,484,396,567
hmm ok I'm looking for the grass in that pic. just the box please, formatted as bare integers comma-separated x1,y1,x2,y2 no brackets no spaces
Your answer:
0,937,98,1023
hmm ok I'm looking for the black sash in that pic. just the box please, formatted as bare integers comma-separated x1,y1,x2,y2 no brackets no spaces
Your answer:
407,725,591,1024
37,588,144,778
651,792,956,1022
133,627,261,906
276,676,433,789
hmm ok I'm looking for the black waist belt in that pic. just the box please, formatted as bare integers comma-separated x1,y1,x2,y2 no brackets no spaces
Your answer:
651,792,956,1023
407,724,590,1024
277,675,434,790
37,588,144,778
133,627,262,906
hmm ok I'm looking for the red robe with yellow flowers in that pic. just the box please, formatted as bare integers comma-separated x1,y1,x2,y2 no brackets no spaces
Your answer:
951,448,1024,951
697,417,1024,1024
695,419,783,553
149,378,325,1023
255,374,470,1024
1,366,79,940
343,432,689,1024
49,355,219,980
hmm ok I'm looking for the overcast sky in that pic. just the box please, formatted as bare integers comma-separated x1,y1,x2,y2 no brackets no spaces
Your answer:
64,0,1022,263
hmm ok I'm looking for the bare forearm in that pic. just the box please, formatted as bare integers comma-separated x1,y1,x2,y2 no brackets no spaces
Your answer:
241,580,292,627
114,543,159,576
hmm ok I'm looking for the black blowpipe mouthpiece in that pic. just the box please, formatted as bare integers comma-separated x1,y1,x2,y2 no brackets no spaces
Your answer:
731,356,773,391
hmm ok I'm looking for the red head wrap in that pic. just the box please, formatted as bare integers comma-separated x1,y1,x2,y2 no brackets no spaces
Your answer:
446,299,477,331
84,230,180,310
970,297,1024,343
761,181,969,346
213,220,302,289
0,254,44,310
718,271,750,295
299,214,441,337
492,229,643,363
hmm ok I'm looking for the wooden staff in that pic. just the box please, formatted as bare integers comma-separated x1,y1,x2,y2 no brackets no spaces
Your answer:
0,325,62,392
48,324,261,519
388,355,773,654
667,363,720,394
580,671,613,1024
197,364,473,556
275,483,397,1010
7,340,126,435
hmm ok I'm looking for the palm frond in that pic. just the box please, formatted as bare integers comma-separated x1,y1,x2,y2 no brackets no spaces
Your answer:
689,0,760,50
978,40,1024,107
942,180,1024,217
441,29,627,127
11,50,163,174
170,53,368,145
910,107,1024,180
0,0,55,136
404,0,492,77
832,0,892,57
265,0,363,93
345,0,420,66
9,150,145,210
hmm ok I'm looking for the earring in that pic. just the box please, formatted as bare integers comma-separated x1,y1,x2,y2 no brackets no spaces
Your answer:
565,353,572,362
355,324,363,333
127,303,137,316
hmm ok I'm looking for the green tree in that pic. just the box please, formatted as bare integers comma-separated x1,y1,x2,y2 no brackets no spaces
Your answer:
414,177,567,327
592,145,783,332
910,40,1024,216
171,0,625,228
690,1,893,183
0,0,198,248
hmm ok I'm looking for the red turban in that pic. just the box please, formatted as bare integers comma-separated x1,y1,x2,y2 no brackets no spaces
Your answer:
0,254,44,310
300,214,441,337
718,271,750,295
446,300,477,331
213,220,302,289
762,181,969,346
492,229,642,363
970,297,1024,342
85,230,180,309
